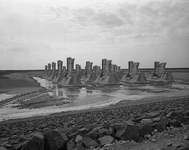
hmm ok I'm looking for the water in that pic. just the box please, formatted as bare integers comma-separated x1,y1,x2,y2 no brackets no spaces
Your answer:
0,77,189,122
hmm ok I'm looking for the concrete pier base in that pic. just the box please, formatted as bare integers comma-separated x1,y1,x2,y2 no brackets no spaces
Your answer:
147,62,174,82
121,61,147,84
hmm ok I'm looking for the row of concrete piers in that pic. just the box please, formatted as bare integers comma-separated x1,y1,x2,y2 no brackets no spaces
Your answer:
42,58,174,87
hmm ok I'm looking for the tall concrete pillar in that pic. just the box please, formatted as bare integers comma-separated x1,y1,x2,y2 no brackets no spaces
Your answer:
58,60,63,74
67,57,72,74
76,64,81,74
133,62,139,74
71,58,75,71
159,63,166,75
90,62,93,72
45,65,48,72
86,61,90,74
48,63,51,71
154,61,159,75
102,59,107,75
128,61,134,74
52,62,56,72
106,60,112,73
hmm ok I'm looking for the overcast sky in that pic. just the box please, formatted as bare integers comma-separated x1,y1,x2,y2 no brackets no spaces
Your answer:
0,0,189,70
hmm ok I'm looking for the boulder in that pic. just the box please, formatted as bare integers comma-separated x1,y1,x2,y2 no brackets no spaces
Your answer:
75,142,85,150
166,111,182,122
84,129,99,140
0,147,8,150
169,119,181,127
141,119,152,124
44,129,68,150
75,135,83,142
21,132,44,150
98,128,109,137
67,140,76,150
138,123,153,137
98,135,115,145
160,116,169,130
151,122,163,132
115,122,139,142
78,128,89,136
81,138,98,148
182,116,189,125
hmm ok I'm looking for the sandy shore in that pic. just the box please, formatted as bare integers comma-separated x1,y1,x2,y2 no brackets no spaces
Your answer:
1,94,189,125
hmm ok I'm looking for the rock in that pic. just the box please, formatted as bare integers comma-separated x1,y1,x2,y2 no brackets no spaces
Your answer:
98,128,109,137
160,116,169,130
75,135,83,142
184,135,189,140
141,119,152,124
166,111,182,122
152,117,161,122
78,128,89,136
169,119,181,127
151,122,163,132
81,138,98,148
84,129,99,140
115,122,139,142
98,136,115,145
44,129,67,150
67,140,76,150
0,147,7,150
75,142,85,150
182,116,189,125
21,132,44,150
108,126,115,136
167,142,172,147
138,123,153,137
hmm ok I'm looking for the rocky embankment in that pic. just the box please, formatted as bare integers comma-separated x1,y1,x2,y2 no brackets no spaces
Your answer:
0,97,189,150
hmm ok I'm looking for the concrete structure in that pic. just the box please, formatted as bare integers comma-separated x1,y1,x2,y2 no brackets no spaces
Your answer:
121,61,147,83
81,61,99,84
53,60,67,82
60,57,82,86
147,61,174,82
94,59,120,85
44,63,52,79
47,62,57,80
42,65,48,78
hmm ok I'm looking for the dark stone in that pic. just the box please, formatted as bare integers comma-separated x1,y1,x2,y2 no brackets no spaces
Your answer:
67,140,76,150
44,129,68,150
78,128,89,136
138,123,153,137
84,129,99,140
169,119,181,127
115,121,139,142
98,128,109,137
151,122,163,132
182,116,189,125
81,138,98,148
166,111,182,122
160,116,169,130
75,142,85,150
21,132,44,150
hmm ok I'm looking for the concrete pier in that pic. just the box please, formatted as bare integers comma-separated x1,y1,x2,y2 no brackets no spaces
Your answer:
47,62,57,80
94,59,120,85
81,61,98,84
60,57,82,86
121,61,147,83
42,65,48,78
147,61,174,82
44,63,52,79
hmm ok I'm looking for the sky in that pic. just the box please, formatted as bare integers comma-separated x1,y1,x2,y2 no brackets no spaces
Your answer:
0,0,189,70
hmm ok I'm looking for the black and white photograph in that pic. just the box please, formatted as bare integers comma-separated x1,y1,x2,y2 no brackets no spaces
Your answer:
0,0,189,149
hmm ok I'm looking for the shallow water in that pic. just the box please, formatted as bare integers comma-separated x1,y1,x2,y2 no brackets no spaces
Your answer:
0,77,189,122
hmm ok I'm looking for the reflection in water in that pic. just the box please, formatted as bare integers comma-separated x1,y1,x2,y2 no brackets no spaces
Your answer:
1,77,189,121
